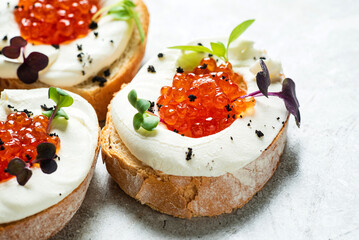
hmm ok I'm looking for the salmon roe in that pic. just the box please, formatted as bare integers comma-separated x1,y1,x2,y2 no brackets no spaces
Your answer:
157,58,255,138
14,0,100,45
0,112,60,183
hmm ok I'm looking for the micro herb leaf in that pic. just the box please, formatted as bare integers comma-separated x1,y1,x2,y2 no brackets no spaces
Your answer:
6,158,32,186
133,112,143,130
256,59,270,97
168,45,213,55
142,115,159,131
128,89,160,131
54,108,69,120
92,0,145,42
210,42,226,61
227,19,255,49
128,89,137,107
136,99,150,114
35,142,58,174
2,36,49,84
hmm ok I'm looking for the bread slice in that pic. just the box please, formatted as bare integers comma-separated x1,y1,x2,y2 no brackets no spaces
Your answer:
0,0,149,121
101,103,289,218
0,130,100,240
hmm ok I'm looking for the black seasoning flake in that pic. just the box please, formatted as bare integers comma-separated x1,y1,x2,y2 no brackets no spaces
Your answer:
282,121,285,124
2,35,8,41
0,146,4,151
247,123,251,127
92,76,107,87
240,115,243,118
41,104,54,111
222,76,226,80
14,5,19,9
277,117,280,120
211,74,215,78
232,114,235,119
158,53,164,58
25,154,32,161
230,136,233,141
260,57,266,60
104,69,110,77
188,94,197,102
0,139,4,145
148,101,155,113
77,44,83,51
147,65,156,73
51,44,60,50
176,67,184,73
173,129,179,133
185,147,193,161
200,63,207,69
59,193,62,196
89,21,98,30
156,103,163,111
7,105,14,109
253,57,257,60
81,70,85,76
249,120,252,122
49,133,59,137
110,40,114,44
227,114,230,119
93,31,98,37
225,104,232,112
197,43,203,46
208,53,213,57
255,130,264,138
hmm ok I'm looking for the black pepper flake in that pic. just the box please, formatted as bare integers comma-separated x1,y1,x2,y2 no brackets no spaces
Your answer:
240,115,243,118
77,52,84,62
59,193,62,196
81,70,85,76
253,57,257,60
173,129,179,133
225,104,232,112
247,123,251,126
188,94,197,102
208,54,213,57
148,101,155,113
185,147,193,161
49,133,59,137
260,57,266,60
25,154,32,161
0,139,4,145
7,105,14,109
110,40,114,44
51,44,60,50
249,120,252,122
41,104,54,111
104,69,111,77
232,114,235,119
2,35,8,41
147,65,156,73
222,76,226,80
0,146,4,151
197,43,203,46
77,44,83,51
93,31,98,37
156,103,163,111
13,109,33,117
282,121,285,124
230,136,233,141
89,21,98,30
158,53,164,58
181,134,184,136
255,130,264,138
200,63,207,69
277,117,280,120
14,5,19,9
176,67,184,73
211,74,215,78
92,76,107,87
227,114,230,119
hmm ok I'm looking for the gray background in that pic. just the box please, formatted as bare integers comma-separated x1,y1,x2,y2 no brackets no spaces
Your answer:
52,0,359,239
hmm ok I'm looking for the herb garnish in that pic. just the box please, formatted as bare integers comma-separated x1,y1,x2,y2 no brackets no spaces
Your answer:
42,87,74,133
169,19,255,62
92,0,145,43
2,36,49,84
128,89,159,131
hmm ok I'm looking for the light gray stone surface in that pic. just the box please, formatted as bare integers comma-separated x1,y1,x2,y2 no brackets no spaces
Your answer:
52,0,359,239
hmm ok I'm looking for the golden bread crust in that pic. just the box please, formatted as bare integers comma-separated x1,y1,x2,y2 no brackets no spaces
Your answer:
0,0,149,121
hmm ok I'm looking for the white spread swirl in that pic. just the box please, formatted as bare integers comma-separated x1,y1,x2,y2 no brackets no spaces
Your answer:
0,0,133,87
111,39,288,177
0,88,98,224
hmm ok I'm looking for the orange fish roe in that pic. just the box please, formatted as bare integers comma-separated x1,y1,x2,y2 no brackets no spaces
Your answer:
157,58,256,138
0,112,60,182
14,0,100,45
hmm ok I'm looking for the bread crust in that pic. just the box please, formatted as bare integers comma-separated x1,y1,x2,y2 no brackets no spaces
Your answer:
101,104,289,218
0,129,100,240
0,0,149,121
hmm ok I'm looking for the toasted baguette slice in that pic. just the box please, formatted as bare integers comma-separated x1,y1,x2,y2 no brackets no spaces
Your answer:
101,103,288,218
0,132,100,240
0,0,149,121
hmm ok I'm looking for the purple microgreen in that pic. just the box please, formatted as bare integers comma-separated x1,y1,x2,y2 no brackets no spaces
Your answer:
5,158,32,186
256,59,270,97
2,36,49,84
34,142,58,174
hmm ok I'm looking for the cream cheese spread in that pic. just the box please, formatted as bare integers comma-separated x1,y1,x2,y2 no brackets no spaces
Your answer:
0,88,98,224
0,0,133,87
111,39,289,177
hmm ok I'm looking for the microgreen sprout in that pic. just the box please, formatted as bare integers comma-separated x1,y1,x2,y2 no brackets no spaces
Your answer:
240,60,301,127
169,19,255,62
91,0,145,42
2,36,49,84
5,143,58,186
128,89,159,131
42,87,74,133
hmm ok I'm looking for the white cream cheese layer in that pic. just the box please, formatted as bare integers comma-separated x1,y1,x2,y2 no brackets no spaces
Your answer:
0,0,133,87
0,88,98,224
111,39,288,177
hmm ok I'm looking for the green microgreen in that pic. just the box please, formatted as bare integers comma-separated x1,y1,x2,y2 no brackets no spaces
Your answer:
92,0,145,43
43,87,74,133
128,89,159,131
169,19,255,62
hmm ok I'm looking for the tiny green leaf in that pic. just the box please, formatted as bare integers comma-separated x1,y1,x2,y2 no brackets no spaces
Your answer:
169,45,213,54
128,89,137,107
128,6,145,43
210,42,226,59
48,87,59,105
136,99,150,114
142,115,159,131
227,19,255,49
133,112,144,130
124,0,136,7
56,88,73,108
54,108,69,120
42,110,52,119
108,6,132,20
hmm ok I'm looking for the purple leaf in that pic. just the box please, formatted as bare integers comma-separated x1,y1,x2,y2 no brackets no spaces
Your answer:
2,46,21,59
25,52,49,71
16,168,32,186
10,36,27,48
279,78,301,127
39,159,58,174
6,158,32,186
35,142,58,174
256,59,270,97
17,63,39,84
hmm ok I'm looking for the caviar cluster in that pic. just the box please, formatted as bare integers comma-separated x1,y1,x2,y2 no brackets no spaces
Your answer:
157,58,255,138
0,112,60,182
14,0,100,44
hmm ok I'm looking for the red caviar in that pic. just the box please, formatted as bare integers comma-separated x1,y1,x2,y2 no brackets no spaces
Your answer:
0,112,60,182
157,58,255,138
14,0,100,45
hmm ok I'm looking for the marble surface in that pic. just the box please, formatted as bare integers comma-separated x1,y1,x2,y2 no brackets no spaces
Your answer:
52,0,359,239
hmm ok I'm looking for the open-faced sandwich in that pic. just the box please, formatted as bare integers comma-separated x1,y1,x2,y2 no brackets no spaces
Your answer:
0,0,149,121
101,20,300,218
0,88,99,239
